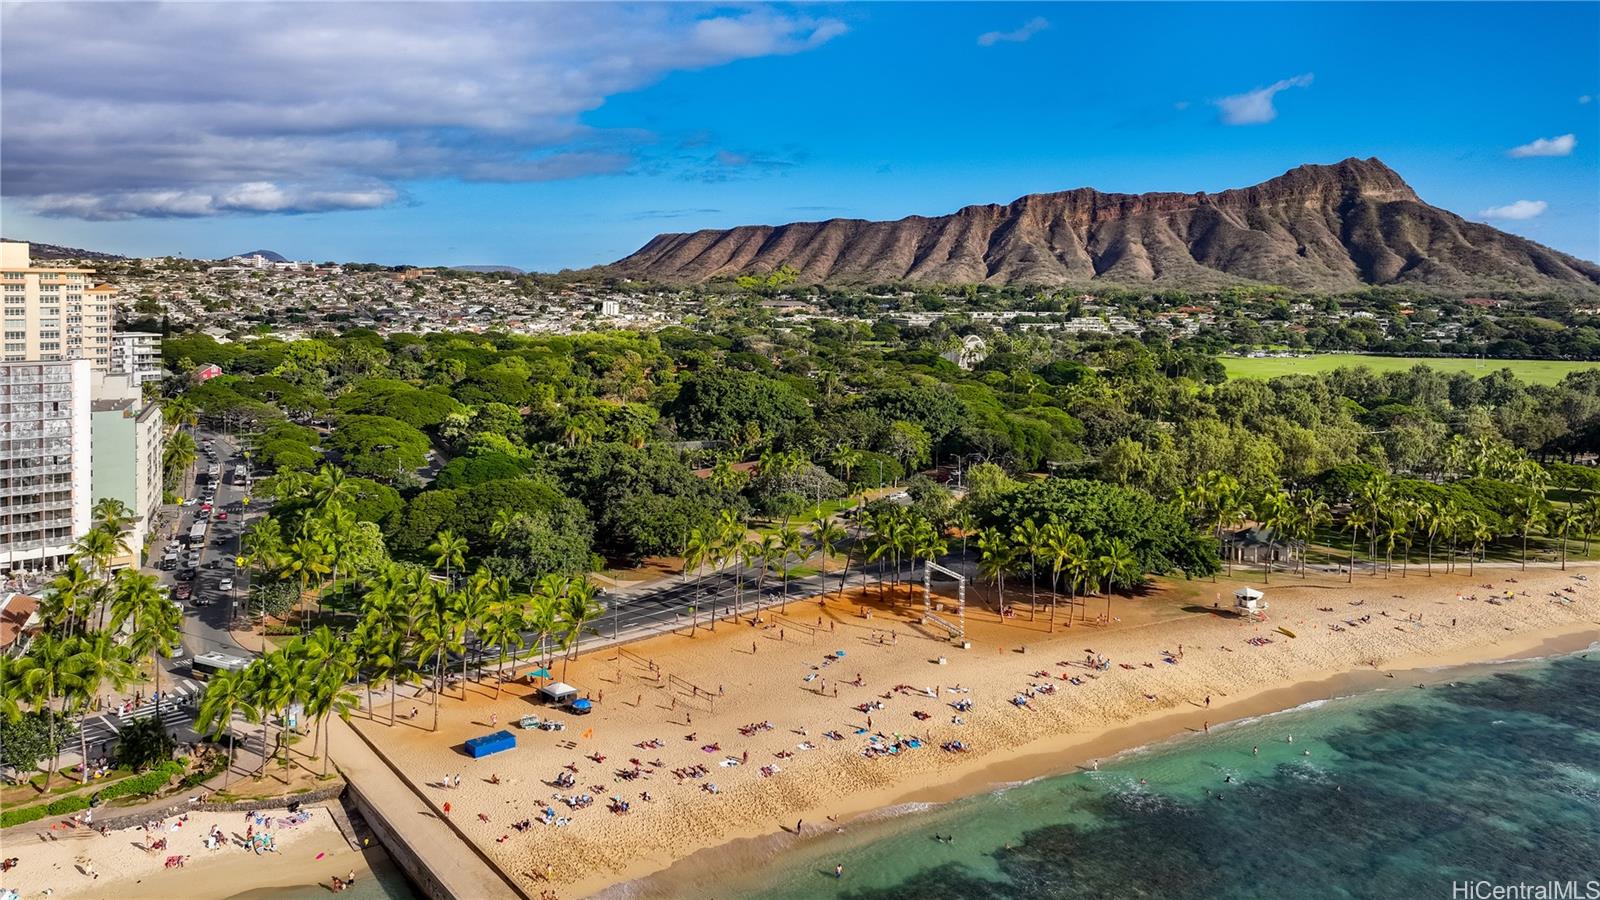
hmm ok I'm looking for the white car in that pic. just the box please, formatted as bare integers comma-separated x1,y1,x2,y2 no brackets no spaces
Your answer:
218,578,234,592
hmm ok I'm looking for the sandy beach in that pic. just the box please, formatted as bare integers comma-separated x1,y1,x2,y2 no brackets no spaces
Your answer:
0,805,377,900
327,563,1600,898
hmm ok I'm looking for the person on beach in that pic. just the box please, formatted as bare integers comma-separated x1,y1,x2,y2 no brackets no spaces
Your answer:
836,864,844,879
491,713,497,728
1205,695,1211,708
442,802,451,818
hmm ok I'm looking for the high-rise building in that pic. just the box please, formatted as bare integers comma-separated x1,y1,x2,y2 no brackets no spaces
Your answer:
90,373,165,566
0,242,118,370
112,332,164,386
0,359,93,573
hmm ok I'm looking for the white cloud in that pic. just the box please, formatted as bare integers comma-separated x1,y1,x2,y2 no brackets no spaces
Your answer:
0,4,845,219
978,17,1050,47
1214,73,1314,125
1479,200,1548,221
1580,95,1593,104
1508,134,1576,158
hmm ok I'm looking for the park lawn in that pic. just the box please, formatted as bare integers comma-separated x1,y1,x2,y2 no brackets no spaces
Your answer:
1221,354,1600,386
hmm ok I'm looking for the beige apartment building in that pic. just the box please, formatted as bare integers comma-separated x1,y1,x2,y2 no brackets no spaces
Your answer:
0,242,117,370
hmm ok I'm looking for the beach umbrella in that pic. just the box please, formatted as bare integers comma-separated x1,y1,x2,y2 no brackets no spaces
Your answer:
835,650,846,657
528,667,551,679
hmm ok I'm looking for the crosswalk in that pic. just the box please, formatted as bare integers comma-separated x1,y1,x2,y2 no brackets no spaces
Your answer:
78,679,205,746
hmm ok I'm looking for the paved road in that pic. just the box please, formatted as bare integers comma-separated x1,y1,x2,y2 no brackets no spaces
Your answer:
71,427,266,751
159,428,259,657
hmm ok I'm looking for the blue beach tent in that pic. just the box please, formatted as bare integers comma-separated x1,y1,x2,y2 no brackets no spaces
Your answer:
464,730,516,758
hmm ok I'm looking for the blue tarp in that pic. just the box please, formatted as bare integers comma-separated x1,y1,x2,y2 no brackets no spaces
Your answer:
464,730,516,758
571,699,593,713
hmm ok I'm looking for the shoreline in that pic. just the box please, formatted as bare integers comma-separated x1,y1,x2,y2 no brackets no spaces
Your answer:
592,620,1600,899
321,563,1599,900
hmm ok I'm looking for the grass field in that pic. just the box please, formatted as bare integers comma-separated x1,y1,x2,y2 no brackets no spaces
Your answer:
1221,354,1600,386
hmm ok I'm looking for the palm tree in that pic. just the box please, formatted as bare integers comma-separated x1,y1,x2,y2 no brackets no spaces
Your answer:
455,569,496,694
243,653,295,775
1292,492,1330,578
312,503,358,608
808,514,846,595
282,536,331,630
1012,518,1045,622
108,568,163,636
300,631,358,778
910,518,947,595
526,576,563,673
0,657,24,724
413,583,462,733
683,527,712,632
775,524,805,613
830,446,862,486
1418,499,1443,576
195,668,257,790
556,578,604,678
72,527,117,582
14,634,83,789
309,465,350,511
1466,514,1493,575
91,497,135,534
750,534,780,617
1092,538,1141,621
41,560,95,636
163,429,199,492
1439,501,1462,573
1040,522,1082,632
1546,507,1574,570
1354,473,1391,575
1343,509,1368,583
976,528,1015,617
480,594,526,699
162,395,198,437
1581,496,1600,557
1512,493,1546,571
352,618,397,724
428,529,468,588
1254,486,1292,583
67,630,135,782
134,595,182,720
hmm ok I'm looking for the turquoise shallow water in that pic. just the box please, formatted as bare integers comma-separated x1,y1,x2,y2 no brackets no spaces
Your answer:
696,651,1600,900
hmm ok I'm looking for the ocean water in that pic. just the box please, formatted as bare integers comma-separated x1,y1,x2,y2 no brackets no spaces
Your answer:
703,651,1600,900
228,852,417,900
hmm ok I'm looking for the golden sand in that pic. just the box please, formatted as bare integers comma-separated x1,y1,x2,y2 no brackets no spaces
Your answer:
347,564,1600,898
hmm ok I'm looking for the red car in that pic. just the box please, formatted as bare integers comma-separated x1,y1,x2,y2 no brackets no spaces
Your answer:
216,511,229,521
200,503,213,512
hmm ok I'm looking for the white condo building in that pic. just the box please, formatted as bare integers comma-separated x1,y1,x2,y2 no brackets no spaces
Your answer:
0,359,93,571
112,331,164,386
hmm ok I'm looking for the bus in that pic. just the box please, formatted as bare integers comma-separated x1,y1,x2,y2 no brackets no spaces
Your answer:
233,464,249,486
190,651,251,680
186,521,207,545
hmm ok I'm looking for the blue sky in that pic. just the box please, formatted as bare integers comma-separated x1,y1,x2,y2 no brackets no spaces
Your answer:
2,2,1596,269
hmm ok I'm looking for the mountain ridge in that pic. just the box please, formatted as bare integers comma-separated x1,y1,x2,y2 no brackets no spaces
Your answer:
608,158,1600,294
